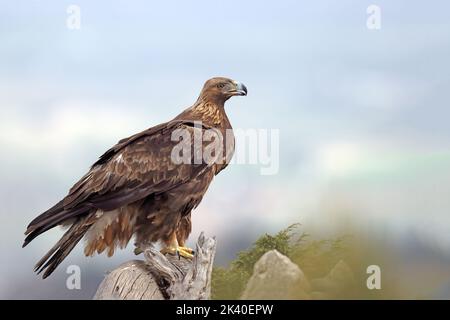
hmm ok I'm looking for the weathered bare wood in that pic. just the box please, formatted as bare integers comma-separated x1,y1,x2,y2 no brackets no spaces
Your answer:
93,260,164,300
93,232,216,300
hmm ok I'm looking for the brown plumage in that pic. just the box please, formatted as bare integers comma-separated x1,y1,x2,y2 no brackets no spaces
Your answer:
23,77,247,278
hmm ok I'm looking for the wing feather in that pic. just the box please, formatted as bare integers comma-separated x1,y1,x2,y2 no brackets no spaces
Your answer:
25,120,213,240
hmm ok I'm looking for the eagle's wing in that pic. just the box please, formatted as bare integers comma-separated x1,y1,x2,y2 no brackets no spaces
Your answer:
24,120,213,245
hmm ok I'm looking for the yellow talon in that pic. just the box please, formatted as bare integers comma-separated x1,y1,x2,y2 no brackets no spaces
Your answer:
178,246,195,259
160,246,194,259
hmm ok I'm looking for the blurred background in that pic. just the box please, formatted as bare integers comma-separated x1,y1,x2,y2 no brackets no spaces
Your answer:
1,0,450,299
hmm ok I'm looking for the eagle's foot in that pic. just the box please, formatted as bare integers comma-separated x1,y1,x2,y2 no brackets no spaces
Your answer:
160,246,194,259
178,246,195,258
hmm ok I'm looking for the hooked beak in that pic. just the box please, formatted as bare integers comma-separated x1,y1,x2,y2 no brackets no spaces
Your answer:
229,81,248,96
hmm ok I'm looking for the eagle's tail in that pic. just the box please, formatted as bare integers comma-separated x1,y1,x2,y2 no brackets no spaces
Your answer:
23,203,89,248
33,218,91,278
23,201,94,278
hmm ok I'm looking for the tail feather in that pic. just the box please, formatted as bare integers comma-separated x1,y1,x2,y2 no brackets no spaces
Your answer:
34,218,92,279
24,198,95,278
23,205,90,248
26,200,65,230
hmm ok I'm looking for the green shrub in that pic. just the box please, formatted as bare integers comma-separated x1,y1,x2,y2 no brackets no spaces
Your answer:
211,224,348,299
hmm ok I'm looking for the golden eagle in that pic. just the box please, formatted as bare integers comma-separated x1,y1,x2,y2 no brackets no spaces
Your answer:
23,77,247,278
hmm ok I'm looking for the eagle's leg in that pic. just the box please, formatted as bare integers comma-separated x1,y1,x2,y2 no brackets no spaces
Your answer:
175,214,195,256
160,232,194,259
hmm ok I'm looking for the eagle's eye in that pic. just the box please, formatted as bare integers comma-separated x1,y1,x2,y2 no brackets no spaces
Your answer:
217,83,225,89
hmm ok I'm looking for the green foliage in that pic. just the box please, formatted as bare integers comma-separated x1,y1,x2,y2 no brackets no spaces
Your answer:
290,236,349,279
211,224,348,300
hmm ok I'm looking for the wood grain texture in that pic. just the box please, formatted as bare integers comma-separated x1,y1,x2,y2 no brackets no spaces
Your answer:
93,232,216,300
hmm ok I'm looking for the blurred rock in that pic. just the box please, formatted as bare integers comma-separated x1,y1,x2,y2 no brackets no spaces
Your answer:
310,260,356,299
241,250,311,299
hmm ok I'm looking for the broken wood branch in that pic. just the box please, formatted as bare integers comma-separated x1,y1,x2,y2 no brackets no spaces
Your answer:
93,232,216,300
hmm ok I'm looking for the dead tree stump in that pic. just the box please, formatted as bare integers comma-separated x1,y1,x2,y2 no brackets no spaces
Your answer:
93,232,216,300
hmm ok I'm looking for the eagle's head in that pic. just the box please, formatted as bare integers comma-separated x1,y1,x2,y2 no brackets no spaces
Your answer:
199,77,247,103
